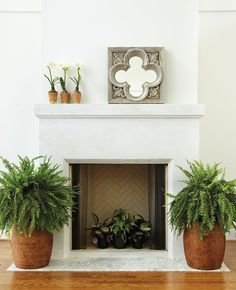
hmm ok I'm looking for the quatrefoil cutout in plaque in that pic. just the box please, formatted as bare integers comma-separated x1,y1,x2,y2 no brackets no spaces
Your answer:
108,47,165,104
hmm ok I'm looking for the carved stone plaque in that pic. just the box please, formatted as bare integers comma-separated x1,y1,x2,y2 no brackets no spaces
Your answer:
108,47,165,104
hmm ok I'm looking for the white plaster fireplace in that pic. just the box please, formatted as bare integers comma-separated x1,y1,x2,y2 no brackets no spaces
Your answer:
35,103,204,260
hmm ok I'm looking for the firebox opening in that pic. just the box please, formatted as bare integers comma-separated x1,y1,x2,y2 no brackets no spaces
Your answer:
71,163,167,250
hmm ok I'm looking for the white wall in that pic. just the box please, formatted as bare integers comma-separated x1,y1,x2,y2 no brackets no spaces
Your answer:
199,0,236,11
0,1,42,166
198,1,236,239
198,5,236,180
0,0,41,11
0,1,42,238
42,0,198,104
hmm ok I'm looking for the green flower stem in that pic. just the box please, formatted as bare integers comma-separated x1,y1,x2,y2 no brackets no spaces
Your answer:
48,66,53,82
69,67,81,92
77,69,80,91
63,68,66,83
60,68,68,93
44,66,58,91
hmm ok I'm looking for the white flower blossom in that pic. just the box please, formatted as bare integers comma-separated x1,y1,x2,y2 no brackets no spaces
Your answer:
74,63,80,69
48,61,57,68
59,63,71,71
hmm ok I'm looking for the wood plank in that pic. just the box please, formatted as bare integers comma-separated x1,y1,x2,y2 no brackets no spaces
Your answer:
0,240,236,289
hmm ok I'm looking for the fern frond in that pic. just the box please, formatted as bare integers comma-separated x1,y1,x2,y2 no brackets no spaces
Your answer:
0,156,78,237
167,160,236,238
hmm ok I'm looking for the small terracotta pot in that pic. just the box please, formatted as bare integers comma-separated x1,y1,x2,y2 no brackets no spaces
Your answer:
70,91,81,103
60,92,70,104
11,228,53,269
48,91,58,104
184,223,225,270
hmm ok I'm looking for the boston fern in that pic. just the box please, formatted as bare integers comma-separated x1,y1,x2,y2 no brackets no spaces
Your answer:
167,160,236,238
0,156,76,237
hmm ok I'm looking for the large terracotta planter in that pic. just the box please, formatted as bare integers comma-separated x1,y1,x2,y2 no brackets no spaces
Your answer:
11,228,53,269
48,91,58,104
184,223,225,270
60,92,70,104
70,91,81,103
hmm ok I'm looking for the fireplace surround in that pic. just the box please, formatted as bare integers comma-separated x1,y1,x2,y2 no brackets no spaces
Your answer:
34,103,204,259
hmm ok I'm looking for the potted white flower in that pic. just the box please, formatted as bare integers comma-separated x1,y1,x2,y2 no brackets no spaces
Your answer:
44,62,59,104
59,64,70,104
70,64,81,103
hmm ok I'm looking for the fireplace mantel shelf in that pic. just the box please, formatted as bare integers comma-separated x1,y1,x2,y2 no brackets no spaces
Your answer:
34,104,204,119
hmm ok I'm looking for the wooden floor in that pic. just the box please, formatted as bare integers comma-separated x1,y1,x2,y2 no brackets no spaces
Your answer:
1,241,236,290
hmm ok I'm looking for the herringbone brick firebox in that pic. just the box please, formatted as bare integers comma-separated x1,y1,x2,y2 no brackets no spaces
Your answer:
71,163,166,250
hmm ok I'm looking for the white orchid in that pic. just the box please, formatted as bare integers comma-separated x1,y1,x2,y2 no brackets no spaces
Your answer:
74,63,80,69
59,63,71,71
47,61,57,69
